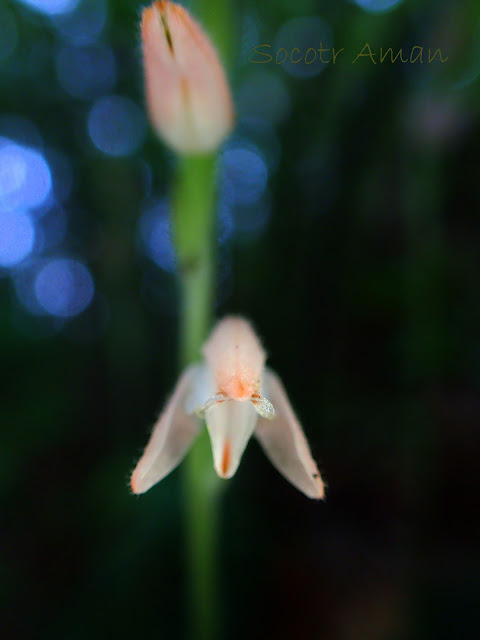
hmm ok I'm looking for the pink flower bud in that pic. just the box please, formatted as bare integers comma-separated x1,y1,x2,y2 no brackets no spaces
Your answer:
141,1,234,154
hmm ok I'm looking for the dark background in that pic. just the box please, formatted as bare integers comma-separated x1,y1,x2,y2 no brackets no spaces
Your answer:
1,0,479,638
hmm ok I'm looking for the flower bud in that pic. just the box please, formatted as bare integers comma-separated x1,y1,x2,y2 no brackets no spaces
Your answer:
141,1,234,154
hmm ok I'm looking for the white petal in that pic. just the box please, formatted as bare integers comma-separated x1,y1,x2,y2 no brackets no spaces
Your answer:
130,364,202,494
202,316,266,401
255,369,325,499
205,400,258,479
184,362,217,415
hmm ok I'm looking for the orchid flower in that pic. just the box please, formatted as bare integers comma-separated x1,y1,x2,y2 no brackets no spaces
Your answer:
141,0,234,154
131,317,325,499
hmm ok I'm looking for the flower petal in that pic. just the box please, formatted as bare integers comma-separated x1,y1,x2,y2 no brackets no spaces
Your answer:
255,369,325,499
205,400,258,479
130,364,202,494
202,316,266,401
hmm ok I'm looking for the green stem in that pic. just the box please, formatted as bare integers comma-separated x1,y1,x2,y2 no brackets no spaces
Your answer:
174,155,216,368
170,1,233,634
183,430,221,640
172,154,222,640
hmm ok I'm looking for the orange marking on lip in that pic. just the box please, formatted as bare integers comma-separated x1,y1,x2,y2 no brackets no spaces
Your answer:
221,442,231,476
221,378,252,400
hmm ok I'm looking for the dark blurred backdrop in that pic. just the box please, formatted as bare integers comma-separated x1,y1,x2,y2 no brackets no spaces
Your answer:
1,0,480,638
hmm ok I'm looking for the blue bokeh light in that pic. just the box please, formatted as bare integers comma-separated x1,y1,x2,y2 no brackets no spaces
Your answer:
34,258,94,317
353,0,403,13
0,211,35,267
139,200,176,273
15,0,79,16
274,16,332,79
0,139,52,212
220,144,268,206
51,0,107,45
87,95,147,157
236,117,282,173
56,44,116,100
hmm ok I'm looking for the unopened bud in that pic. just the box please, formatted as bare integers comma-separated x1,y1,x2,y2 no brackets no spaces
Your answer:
141,1,234,154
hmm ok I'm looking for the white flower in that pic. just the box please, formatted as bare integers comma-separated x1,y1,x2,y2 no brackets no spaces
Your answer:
131,316,325,499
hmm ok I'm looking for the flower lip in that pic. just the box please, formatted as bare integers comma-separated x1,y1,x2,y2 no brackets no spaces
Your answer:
204,398,258,479
220,378,257,401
